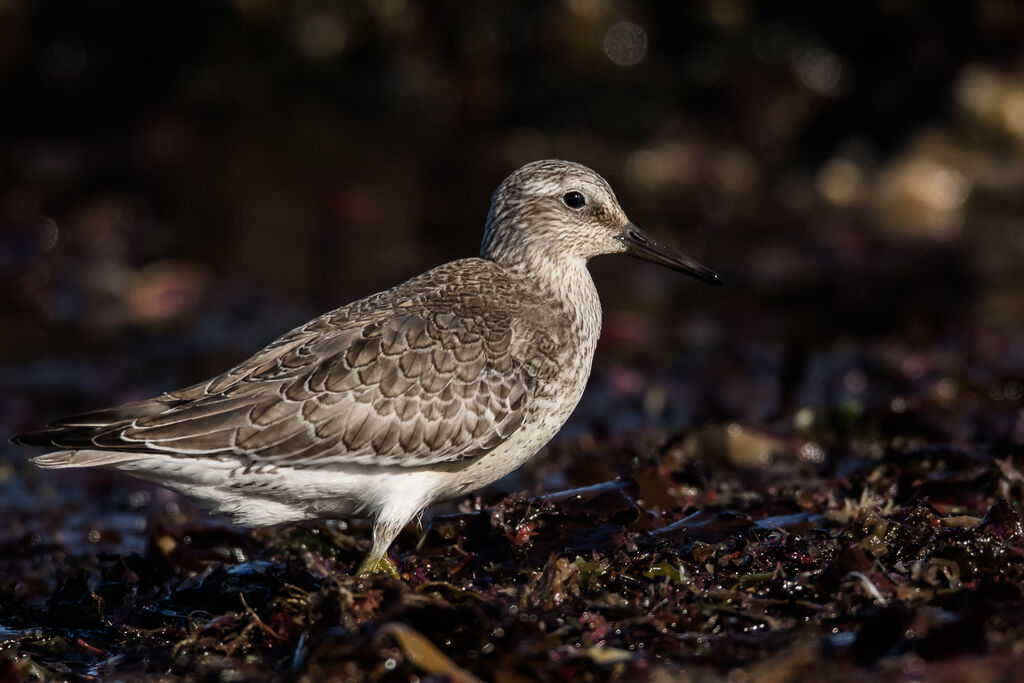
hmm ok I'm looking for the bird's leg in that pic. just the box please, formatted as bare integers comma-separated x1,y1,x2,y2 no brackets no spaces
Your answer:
358,555,400,578
356,516,404,578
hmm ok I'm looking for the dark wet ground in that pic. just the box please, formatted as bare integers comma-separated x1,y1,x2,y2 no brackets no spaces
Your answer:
2,301,1023,681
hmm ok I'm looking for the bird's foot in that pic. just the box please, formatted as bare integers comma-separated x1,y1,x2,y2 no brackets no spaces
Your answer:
357,555,400,579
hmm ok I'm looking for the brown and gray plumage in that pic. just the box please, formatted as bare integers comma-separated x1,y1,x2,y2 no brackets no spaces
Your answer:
12,160,721,574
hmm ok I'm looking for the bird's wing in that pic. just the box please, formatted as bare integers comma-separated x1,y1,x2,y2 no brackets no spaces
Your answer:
14,268,548,467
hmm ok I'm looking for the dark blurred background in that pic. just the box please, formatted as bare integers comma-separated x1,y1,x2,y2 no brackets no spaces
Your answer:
2,0,1023,492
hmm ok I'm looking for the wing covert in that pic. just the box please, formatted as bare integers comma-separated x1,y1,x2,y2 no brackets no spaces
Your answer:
115,307,535,466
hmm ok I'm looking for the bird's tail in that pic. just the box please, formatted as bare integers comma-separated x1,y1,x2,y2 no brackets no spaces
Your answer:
31,450,147,469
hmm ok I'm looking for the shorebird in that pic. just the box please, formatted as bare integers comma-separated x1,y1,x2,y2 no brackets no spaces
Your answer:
13,160,720,576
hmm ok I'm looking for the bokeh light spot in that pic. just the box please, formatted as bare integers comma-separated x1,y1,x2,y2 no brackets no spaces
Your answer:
298,12,347,61
625,142,699,191
126,260,208,324
956,65,1003,118
705,0,750,32
816,158,866,206
799,442,826,463
1000,86,1024,140
35,216,60,251
564,0,610,20
874,149,973,241
713,149,758,195
603,22,647,66
794,47,842,95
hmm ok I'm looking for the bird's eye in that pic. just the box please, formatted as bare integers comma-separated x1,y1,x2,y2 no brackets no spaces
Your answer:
562,191,586,209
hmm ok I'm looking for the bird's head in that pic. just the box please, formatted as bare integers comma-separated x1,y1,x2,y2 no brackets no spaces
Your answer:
481,159,721,285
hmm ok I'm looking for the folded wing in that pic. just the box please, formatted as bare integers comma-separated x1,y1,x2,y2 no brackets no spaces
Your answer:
15,298,537,468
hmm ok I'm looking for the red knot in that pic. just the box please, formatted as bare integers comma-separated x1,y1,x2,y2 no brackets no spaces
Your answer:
13,160,721,576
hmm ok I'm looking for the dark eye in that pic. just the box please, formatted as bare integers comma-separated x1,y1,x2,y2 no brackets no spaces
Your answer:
562,191,586,209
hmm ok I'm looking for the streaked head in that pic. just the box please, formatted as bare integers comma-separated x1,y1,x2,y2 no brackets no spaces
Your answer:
481,159,721,285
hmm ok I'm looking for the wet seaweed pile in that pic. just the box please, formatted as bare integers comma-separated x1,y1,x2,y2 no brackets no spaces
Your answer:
2,339,1022,682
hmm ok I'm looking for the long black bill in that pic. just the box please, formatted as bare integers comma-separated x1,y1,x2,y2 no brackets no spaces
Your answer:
618,224,723,285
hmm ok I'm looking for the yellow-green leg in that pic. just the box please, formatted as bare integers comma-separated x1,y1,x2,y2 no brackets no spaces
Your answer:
356,517,403,578
357,555,401,578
